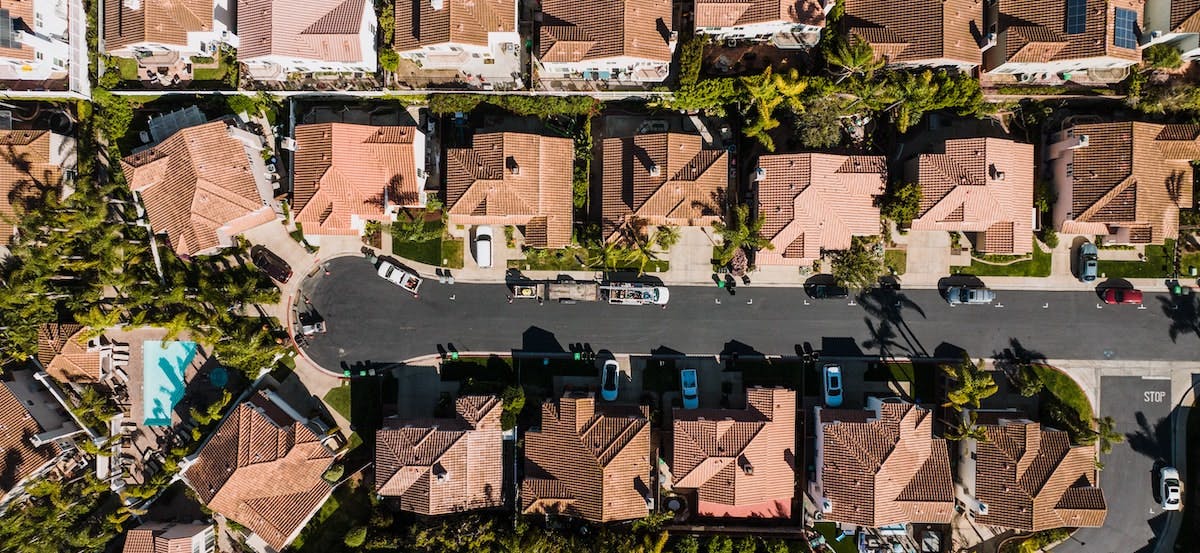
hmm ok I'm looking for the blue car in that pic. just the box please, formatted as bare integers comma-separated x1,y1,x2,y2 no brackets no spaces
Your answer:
823,364,843,407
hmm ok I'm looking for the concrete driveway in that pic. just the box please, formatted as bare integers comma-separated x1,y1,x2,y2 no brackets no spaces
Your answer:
904,230,951,283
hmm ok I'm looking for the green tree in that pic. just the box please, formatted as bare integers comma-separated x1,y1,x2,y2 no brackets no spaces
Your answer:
673,535,701,553
942,356,999,411
713,204,773,266
707,535,733,553
826,39,881,82
794,96,845,148
345,526,368,547
678,37,705,86
1015,364,1045,397
733,536,758,553
1092,416,1125,455
945,410,989,442
500,385,525,430
1144,43,1183,70
830,236,886,292
880,182,921,228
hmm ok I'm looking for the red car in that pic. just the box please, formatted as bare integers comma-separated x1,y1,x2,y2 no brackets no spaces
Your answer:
1103,288,1144,305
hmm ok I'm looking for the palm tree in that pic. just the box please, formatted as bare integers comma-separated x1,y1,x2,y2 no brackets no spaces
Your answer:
827,39,881,82
713,204,773,266
942,356,999,411
945,410,989,442
1093,416,1125,455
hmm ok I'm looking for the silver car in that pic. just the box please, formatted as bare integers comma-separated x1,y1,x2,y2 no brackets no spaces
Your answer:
945,286,996,305
1078,243,1099,282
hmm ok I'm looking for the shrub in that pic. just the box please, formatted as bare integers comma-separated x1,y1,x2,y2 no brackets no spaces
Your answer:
707,536,733,553
880,182,921,228
344,526,368,547
733,536,758,553
674,535,701,553
323,464,345,483
1145,43,1183,70
678,37,705,86
379,49,400,72
1039,227,1059,249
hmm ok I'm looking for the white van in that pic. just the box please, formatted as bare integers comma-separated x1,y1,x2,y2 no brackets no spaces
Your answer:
474,226,493,268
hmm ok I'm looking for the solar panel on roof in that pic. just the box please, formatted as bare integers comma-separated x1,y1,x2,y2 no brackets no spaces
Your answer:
1114,8,1137,49
1065,0,1086,34
0,9,15,50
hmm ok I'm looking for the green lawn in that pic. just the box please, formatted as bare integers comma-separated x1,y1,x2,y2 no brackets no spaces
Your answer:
1097,240,1174,279
323,385,351,421
392,237,464,269
953,240,1051,277
884,249,907,275
114,56,139,80
192,55,229,82
292,481,373,553
1032,364,1092,422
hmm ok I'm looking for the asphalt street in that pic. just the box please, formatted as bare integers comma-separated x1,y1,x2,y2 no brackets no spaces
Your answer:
301,256,1200,369
1054,376,1175,553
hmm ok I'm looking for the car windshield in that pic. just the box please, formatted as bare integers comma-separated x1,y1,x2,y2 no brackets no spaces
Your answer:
604,367,617,388
829,374,840,388
684,391,697,399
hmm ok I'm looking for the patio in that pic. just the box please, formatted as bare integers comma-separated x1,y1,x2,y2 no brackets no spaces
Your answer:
133,52,193,87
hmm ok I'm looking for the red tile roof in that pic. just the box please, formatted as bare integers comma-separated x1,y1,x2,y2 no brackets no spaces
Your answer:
694,0,825,29
816,402,955,527
1172,0,1200,32
375,396,504,515
445,132,574,248
0,130,66,247
989,0,1141,68
0,381,59,497
103,0,212,51
36,324,101,383
1057,122,1198,244
395,0,516,51
121,121,273,257
183,392,336,551
292,123,423,236
237,0,369,63
522,394,652,522
121,522,213,553
538,0,673,63
972,419,1107,531
844,0,981,66
909,137,1034,255
672,388,796,518
754,154,885,266
600,132,728,242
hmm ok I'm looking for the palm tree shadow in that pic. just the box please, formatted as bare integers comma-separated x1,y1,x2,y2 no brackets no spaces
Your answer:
858,287,927,357
1126,410,1172,463
1159,294,1200,343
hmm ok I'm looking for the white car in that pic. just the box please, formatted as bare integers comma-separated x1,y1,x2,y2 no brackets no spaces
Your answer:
680,369,699,409
474,225,493,268
376,261,422,295
600,360,619,401
1161,467,1183,511
823,364,843,407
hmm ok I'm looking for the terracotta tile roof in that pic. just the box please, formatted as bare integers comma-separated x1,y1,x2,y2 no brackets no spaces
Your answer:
445,132,574,248
909,137,1034,255
103,0,212,51
522,394,652,523
694,0,825,29
292,123,423,236
122,121,271,257
1172,0,1200,32
395,0,515,51
183,392,336,551
237,0,368,63
36,324,101,383
0,130,65,247
375,395,504,515
0,0,34,61
0,381,59,496
1057,122,1197,244
538,0,673,63
672,388,795,518
600,132,728,241
122,522,212,553
845,0,981,66
973,419,1107,531
816,402,955,527
754,153,885,266
989,0,1141,68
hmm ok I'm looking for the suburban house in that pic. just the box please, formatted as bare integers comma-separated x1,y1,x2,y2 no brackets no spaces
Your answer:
0,129,74,248
813,399,955,528
36,323,100,383
1144,0,1200,59
753,153,886,266
122,522,216,553
671,387,796,518
103,0,236,59
291,122,427,238
957,414,1107,531
599,132,729,242
522,393,652,523
982,0,1142,78
1047,121,1198,245
0,0,70,82
181,390,343,553
236,0,377,81
394,0,521,87
694,0,828,47
535,0,676,84
375,395,504,514
445,132,574,249
0,369,86,513
843,0,981,69
907,137,1035,255
121,118,278,257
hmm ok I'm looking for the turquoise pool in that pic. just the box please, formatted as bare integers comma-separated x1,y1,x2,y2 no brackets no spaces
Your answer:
143,340,198,427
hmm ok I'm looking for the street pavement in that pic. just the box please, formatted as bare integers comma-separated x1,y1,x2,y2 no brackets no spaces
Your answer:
301,256,1200,369
1054,376,1175,553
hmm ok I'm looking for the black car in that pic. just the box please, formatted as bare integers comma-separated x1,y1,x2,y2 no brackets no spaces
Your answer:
251,245,292,283
804,283,849,299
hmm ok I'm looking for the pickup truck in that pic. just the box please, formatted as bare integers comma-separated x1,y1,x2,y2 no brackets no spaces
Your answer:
515,280,669,305
377,261,422,296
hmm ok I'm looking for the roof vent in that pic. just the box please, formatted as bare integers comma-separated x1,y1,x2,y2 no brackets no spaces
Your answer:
649,164,660,177
123,0,141,9
431,0,444,10
743,464,754,476
754,167,766,181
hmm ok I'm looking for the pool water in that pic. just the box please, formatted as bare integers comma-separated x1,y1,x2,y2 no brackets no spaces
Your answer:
143,340,198,427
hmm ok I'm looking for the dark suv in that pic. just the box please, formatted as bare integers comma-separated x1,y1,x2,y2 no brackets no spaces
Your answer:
251,245,293,283
805,283,849,299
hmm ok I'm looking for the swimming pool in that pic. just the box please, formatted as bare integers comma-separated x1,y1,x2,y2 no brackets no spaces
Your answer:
143,340,198,427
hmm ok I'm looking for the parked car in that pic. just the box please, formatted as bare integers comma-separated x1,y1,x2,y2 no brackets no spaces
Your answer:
805,283,850,299
1103,287,1144,305
376,261,422,295
1161,466,1183,511
823,364,843,407
474,225,493,269
680,369,699,409
600,359,619,401
945,286,996,305
250,245,292,283
1078,243,1099,282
